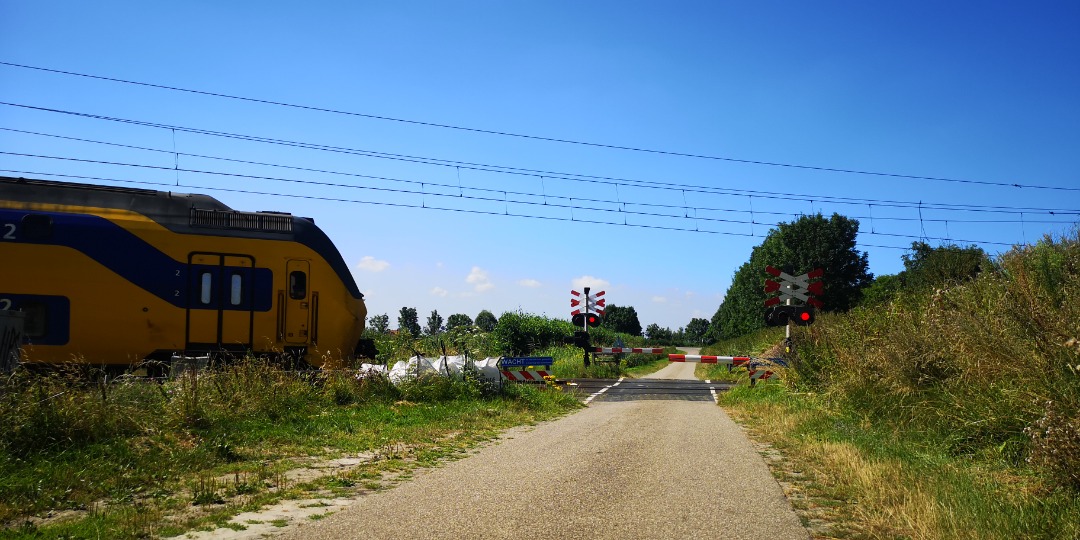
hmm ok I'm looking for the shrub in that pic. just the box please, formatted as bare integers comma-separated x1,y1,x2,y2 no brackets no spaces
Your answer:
492,312,567,356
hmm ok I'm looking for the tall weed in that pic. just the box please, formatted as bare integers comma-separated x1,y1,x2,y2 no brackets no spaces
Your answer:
0,370,159,456
791,230,1080,487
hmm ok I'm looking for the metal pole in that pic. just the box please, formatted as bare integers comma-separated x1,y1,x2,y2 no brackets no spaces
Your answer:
583,287,591,368
784,295,792,353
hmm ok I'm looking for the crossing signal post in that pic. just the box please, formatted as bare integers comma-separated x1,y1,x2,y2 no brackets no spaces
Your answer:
570,287,606,367
764,266,823,353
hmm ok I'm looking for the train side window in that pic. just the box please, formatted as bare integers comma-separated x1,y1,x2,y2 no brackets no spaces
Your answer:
230,274,243,306
289,271,307,300
21,301,47,338
21,214,53,241
200,272,213,305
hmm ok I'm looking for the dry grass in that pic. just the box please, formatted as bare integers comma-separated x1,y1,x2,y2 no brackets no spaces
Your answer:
723,389,1079,539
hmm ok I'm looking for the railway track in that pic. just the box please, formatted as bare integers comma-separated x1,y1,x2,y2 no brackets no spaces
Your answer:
564,377,732,403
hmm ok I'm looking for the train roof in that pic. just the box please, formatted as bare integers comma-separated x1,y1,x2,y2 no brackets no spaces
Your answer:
0,176,308,233
1,176,362,299
0,176,232,212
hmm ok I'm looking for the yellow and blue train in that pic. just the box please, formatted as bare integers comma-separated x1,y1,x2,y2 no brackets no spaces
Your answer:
0,176,373,371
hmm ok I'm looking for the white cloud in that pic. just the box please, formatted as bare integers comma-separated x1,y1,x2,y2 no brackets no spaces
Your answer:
518,279,542,288
430,287,449,297
356,256,390,272
652,296,668,303
466,266,494,293
572,275,610,289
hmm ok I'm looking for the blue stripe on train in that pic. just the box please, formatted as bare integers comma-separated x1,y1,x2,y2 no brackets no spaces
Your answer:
1,209,272,311
0,294,69,345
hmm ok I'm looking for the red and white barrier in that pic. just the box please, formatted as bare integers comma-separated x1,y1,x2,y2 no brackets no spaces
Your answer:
748,368,774,381
667,355,751,366
500,370,551,383
592,347,666,355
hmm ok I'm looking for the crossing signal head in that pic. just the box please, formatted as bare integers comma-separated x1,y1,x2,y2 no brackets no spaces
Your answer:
765,306,786,327
765,305,815,327
795,307,814,325
572,313,601,328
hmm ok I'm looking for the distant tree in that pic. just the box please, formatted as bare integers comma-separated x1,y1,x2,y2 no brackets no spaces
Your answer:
367,313,390,334
709,213,872,340
445,313,473,332
398,307,421,337
475,310,498,332
425,310,444,335
684,318,710,345
644,323,674,345
900,242,988,290
602,305,643,335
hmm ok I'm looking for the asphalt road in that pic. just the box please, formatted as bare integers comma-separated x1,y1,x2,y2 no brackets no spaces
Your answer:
277,353,808,540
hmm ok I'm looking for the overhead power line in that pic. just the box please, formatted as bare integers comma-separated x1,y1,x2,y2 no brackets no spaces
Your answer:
2,60,1076,193
3,167,1011,252
5,127,1078,228
3,108,1077,218
0,151,1032,248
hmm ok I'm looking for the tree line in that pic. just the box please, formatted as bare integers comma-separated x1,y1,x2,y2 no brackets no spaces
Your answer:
366,303,710,347
364,212,989,348
705,212,990,342
366,308,499,337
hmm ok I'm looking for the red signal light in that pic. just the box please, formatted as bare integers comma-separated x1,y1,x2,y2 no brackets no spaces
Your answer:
792,306,815,326
767,305,815,326
572,313,602,328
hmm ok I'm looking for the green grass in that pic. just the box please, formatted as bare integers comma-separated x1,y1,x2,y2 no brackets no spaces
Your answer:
0,362,580,538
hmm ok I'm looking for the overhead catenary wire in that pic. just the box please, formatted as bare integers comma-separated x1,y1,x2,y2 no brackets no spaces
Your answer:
3,167,1007,253
0,154,1035,248
2,121,1077,219
0,168,761,238
2,60,1076,193
2,105,1074,253
27,169,1062,258
4,146,1076,229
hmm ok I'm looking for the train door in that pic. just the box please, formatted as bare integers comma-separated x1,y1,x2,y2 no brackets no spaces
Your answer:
281,259,311,345
186,253,255,354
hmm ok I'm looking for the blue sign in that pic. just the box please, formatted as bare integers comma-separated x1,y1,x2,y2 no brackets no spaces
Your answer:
500,356,554,367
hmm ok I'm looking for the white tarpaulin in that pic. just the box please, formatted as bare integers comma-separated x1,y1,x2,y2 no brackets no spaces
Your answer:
357,363,388,377
385,355,501,385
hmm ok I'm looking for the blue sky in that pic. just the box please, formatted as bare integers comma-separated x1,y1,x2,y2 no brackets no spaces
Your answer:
2,1,1078,331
